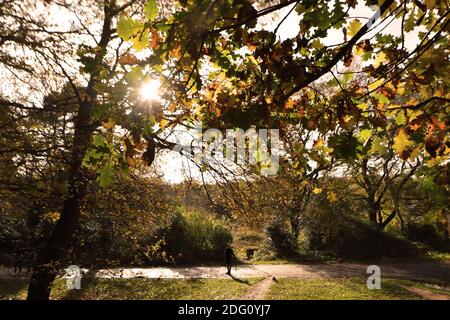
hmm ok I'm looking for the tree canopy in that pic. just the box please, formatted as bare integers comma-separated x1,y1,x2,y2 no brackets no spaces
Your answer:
0,0,448,300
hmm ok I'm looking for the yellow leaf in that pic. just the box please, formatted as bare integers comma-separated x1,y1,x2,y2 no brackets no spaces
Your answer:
373,51,386,69
313,138,324,148
348,19,362,37
327,191,337,203
356,102,369,111
285,99,296,110
393,128,414,158
427,157,441,167
131,29,149,51
409,146,420,159
313,187,322,194
407,109,421,122
358,129,372,142
168,101,177,112
102,118,115,129
397,83,405,95
43,212,60,222
368,78,384,91
159,119,169,128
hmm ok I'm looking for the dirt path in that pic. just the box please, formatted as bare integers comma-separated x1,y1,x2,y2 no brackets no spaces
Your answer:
1,261,449,284
400,286,450,300
241,277,274,300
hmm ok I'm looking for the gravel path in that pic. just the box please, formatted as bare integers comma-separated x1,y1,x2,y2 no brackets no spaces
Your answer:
1,261,449,283
399,285,450,300
241,276,274,299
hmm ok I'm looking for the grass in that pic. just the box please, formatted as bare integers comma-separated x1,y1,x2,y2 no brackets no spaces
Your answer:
266,277,425,300
390,278,450,297
0,278,29,300
0,277,263,300
2,276,449,300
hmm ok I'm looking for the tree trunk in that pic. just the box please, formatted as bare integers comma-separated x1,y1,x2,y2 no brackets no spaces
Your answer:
27,102,93,300
379,209,397,231
391,193,404,231
368,206,378,225
289,215,300,240
26,3,112,299
26,198,82,299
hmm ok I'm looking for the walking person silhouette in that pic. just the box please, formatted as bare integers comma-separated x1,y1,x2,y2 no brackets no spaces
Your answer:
225,243,237,276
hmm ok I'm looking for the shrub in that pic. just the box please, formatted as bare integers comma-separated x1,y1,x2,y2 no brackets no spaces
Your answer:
72,175,173,267
256,216,297,259
238,231,264,242
405,223,449,251
158,210,233,263
305,217,418,260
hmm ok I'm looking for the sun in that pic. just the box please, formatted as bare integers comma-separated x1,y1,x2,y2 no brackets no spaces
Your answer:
140,79,160,101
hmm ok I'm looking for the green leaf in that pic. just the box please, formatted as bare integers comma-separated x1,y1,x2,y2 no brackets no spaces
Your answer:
98,165,115,187
371,136,387,155
356,102,369,111
394,112,406,125
358,129,372,142
93,134,107,147
125,66,143,85
311,39,324,50
116,16,144,41
373,93,390,106
328,134,359,161
144,0,158,21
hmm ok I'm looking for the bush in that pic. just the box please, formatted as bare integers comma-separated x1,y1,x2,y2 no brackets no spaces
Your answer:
158,210,233,263
405,223,449,251
256,216,297,259
238,231,264,242
0,211,23,254
305,217,418,260
72,175,173,267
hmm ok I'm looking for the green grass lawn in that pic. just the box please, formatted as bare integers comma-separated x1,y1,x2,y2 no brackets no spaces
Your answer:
266,278,428,300
2,276,449,300
0,277,263,300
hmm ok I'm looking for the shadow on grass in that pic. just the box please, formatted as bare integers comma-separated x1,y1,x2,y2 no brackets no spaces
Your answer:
228,274,251,285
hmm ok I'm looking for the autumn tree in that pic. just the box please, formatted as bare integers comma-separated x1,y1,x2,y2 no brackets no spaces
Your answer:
1,0,449,299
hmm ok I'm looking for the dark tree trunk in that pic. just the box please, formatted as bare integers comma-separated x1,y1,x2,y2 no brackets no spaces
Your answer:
26,4,112,299
290,216,300,240
391,193,404,231
379,209,397,231
27,102,93,300
26,198,82,299
368,206,378,225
